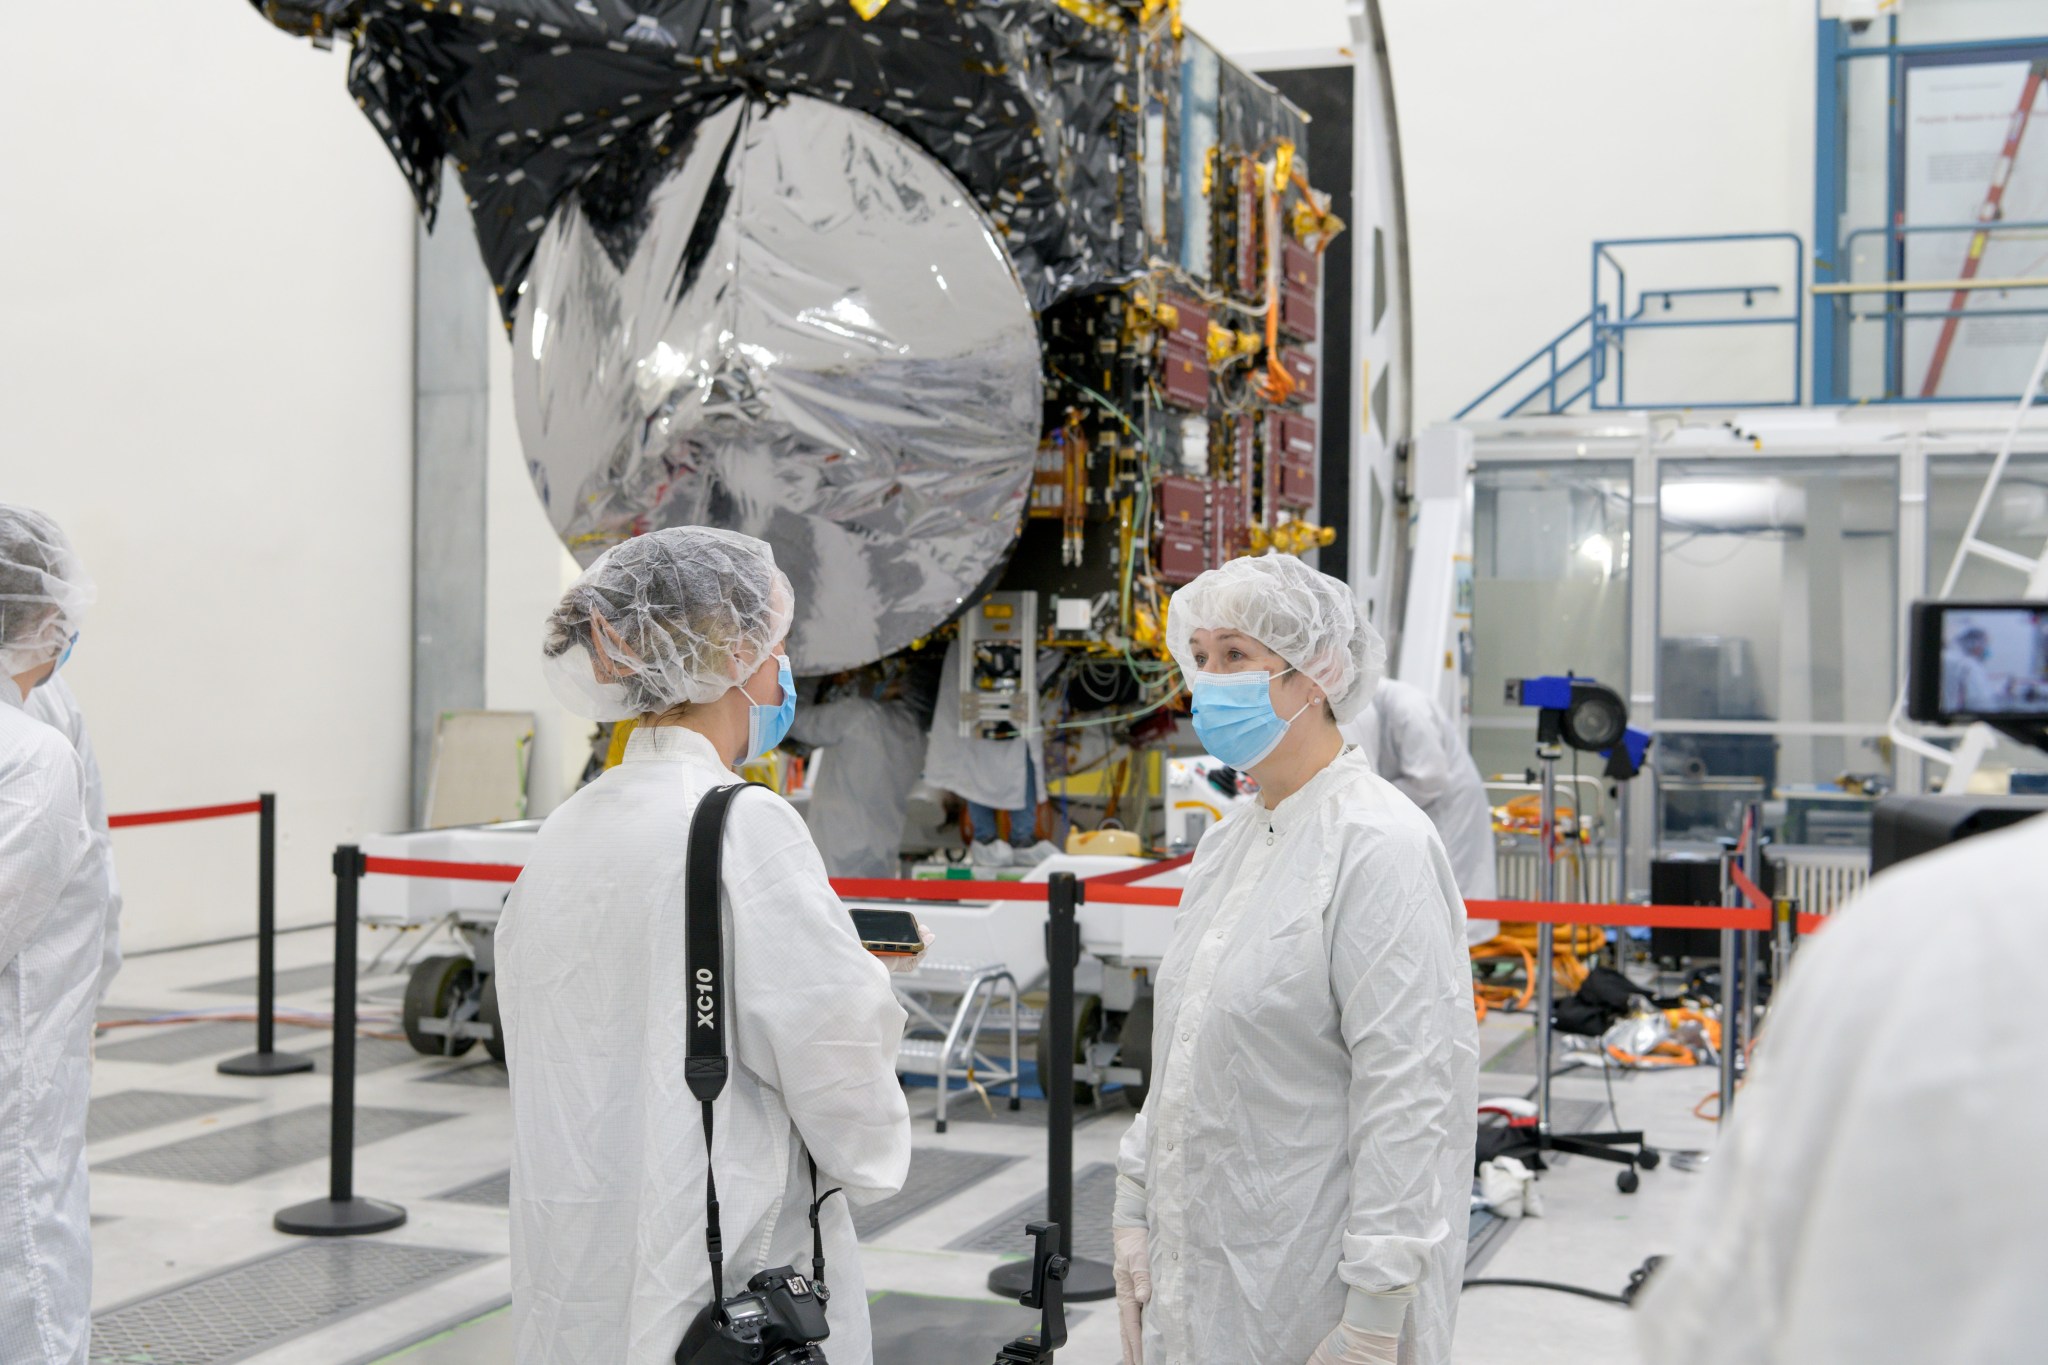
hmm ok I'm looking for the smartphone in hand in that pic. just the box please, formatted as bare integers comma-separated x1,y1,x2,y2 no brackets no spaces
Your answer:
849,907,925,960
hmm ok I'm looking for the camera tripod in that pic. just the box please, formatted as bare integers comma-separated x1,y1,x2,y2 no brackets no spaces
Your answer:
1526,739,1659,1193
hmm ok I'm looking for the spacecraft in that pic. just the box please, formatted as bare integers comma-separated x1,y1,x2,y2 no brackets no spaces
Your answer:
250,0,1344,694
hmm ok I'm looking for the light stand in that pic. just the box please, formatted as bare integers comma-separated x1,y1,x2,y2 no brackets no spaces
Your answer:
1516,683,1659,1194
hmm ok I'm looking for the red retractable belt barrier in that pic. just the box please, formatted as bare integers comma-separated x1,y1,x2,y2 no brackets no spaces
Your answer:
108,794,306,1079
352,856,1817,935
109,799,264,829
1083,853,1195,885
361,856,523,884
1466,898,1772,933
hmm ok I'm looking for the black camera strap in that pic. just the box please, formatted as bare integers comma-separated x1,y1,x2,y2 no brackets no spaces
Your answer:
686,781,754,1306
685,780,841,1309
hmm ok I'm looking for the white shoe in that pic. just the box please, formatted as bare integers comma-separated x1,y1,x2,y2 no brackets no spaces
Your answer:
1013,840,1061,866
971,839,1015,868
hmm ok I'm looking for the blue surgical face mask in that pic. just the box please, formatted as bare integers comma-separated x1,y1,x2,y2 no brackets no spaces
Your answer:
742,655,797,761
33,631,78,690
1189,667,1309,770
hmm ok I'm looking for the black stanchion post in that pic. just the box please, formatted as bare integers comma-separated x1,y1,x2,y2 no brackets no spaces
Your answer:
275,845,406,1236
989,873,1115,1303
219,793,314,1078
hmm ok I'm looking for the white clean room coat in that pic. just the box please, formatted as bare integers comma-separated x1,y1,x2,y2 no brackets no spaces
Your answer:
1940,645,2002,714
1638,813,2048,1365
1344,679,1500,943
495,724,911,1365
921,637,1044,811
26,677,121,999
0,692,102,1365
1117,747,1479,1365
788,696,925,879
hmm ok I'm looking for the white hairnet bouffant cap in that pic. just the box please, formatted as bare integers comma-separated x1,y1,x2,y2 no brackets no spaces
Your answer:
1165,552,1386,723
0,504,94,678
541,527,794,721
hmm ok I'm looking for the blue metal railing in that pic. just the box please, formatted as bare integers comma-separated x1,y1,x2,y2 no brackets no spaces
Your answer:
1590,233,1805,410
1452,308,1607,420
1834,218,2048,402
1457,233,1804,418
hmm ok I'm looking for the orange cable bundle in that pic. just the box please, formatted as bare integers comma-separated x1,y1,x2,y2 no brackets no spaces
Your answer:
1494,793,1578,837
1469,936,1538,1016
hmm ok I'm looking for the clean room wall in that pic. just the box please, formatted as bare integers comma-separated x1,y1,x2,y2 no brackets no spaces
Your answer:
1379,0,1817,424
0,6,417,950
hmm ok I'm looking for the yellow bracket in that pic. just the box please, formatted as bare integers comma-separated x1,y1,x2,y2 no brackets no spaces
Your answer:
1133,603,1162,652
1271,139,1296,189
1140,0,1184,39
1207,322,1261,367
850,0,892,16
1051,0,1127,28
1291,200,1347,248
1268,521,1338,556
1124,291,1180,344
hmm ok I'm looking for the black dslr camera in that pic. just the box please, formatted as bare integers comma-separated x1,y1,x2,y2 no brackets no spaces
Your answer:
675,1265,831,1364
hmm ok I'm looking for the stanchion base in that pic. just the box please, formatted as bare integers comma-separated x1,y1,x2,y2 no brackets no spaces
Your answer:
274,1196,407,1237
988,1254,1115,1303
217,1049,315,1078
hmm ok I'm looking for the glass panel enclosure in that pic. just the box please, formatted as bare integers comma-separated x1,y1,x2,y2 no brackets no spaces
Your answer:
1470,463,1632,785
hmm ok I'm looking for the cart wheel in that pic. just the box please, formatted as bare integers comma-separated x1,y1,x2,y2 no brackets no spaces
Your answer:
480,973,506,1065
1117,994,1154,1110
402,955,478,1058
1617,1168,1640,1194
1034,993,1101,1106
1638,1147,1661,1171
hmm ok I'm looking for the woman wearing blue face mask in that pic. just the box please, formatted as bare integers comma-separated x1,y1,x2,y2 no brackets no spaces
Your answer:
498,527,914,1365
1113,553,1479,1365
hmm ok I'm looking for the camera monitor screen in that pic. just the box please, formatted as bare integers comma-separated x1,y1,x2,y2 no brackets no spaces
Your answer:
1908,601,2048,723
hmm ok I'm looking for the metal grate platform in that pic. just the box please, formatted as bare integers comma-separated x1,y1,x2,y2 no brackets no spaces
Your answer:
96,1105,458,1185
191,963,339,997
432,1170,512,1208
415,1061,508,1088
951,1161,1116,1264
299,1037,426,1076
88,1090,254,1145
852,1148,1017,1241
89,1240,489,1365
95,1021,267,1066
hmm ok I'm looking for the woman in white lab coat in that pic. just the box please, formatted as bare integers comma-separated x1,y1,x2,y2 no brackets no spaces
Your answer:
0,506,104,1365
496,527,912,1365
1113,554,1478,1365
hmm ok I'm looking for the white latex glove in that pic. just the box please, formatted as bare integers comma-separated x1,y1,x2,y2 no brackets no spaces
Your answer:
1112,1224,1151,1364
886,922,936,975
1304,1322,1400,1365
